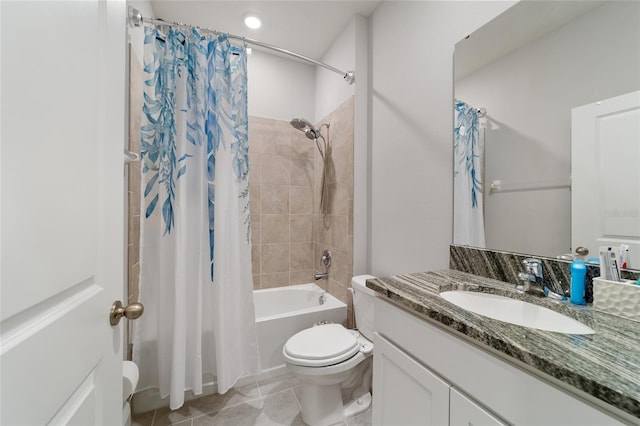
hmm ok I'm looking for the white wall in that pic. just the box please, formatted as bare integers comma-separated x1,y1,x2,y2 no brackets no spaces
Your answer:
369,1,514,277
456,1,640,257
315,15,371,275
247,51,315,121
315,18,356,122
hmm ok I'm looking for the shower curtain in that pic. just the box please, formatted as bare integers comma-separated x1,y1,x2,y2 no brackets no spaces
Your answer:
453,101,486,247
132,26,259,410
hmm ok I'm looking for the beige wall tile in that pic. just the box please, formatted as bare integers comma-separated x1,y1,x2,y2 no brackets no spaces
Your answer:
347,308,354,330
250,215,260,245
348,202,353,237
128,214,140,246
249,155,261,185
331,215,350,252
290,243,313,271
252,274,261,290
290,270,313,285
315,215,331,246
261,214,289,243
327,278,350,307
290,215,313,242
250,184,261,215
328,145,353,185
330,181,352,215
330,248,353,287
261,243,290,273
251,244,261,276
290,186,313,215
260,272,289,288
261,184,289,214
290,131,314,158
290,157,313,186
128,262,140,304
262,154,290,185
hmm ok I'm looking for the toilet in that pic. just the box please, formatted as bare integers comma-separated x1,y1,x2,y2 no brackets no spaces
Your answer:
283,275,377,426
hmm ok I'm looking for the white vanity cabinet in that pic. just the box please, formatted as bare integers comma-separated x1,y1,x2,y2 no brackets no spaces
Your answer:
372,298,626,426
373,332,506,426
373,334,450,425
449,388,505,426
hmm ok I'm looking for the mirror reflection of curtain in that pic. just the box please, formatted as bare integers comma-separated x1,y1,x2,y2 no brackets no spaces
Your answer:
454,101,485,247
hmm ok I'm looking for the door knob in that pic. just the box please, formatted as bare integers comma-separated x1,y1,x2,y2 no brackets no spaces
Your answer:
110,300,144,326
575,246,589,256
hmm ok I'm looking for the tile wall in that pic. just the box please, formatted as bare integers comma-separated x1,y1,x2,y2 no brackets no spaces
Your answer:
248,115,316,289
128,88,355,330
249,96,355,326
313,97,355,327
127,49,143,360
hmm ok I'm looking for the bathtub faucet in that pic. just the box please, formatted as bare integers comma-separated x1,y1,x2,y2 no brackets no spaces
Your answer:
314,273,328,281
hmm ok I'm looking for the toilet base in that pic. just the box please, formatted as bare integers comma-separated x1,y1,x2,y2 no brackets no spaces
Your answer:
300,384,372,426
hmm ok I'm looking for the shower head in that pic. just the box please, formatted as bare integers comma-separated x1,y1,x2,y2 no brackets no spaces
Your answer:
290,118,314,131
290,117,320,140
290,116,327,159
304,128,319,140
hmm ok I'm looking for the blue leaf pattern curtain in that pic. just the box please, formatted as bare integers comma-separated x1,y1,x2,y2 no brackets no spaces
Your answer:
133,26,259,410
453,101,486,247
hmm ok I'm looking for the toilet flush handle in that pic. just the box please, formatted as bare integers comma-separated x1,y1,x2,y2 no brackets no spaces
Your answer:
110,300,144,326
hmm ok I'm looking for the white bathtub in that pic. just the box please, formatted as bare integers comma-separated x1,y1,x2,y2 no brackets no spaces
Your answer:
254,283,347,374
133,283,346,413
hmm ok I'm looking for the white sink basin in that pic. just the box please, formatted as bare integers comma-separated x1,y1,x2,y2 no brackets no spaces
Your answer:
439,291,595,335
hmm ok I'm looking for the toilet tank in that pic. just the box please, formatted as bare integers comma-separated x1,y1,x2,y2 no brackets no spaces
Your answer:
351,275,377,340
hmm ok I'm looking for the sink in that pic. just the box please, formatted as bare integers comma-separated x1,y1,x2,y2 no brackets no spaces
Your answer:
439,291,595,335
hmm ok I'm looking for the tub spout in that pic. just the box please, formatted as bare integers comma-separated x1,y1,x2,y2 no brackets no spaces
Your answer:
314,273,328,281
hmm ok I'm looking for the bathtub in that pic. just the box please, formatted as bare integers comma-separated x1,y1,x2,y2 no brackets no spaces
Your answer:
133,283,346,413
254,283,347,375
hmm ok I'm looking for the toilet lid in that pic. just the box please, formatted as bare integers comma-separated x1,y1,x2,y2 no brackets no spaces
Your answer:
284,324,359,367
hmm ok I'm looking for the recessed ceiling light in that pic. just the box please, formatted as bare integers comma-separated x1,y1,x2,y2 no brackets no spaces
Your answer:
244,15,261,30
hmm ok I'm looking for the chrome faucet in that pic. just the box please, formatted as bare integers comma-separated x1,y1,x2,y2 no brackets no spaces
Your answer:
517,258,545,296
517,259,566,299
314,249,332,281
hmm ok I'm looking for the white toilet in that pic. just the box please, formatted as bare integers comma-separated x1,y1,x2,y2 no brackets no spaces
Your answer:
283,275,377,426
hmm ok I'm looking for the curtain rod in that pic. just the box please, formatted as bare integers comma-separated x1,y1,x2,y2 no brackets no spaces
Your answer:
128,7,355,85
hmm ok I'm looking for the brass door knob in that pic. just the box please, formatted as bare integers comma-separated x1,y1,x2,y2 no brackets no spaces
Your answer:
110,300,144,326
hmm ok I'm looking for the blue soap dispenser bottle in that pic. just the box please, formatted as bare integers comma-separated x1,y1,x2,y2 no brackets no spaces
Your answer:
570,260,587,305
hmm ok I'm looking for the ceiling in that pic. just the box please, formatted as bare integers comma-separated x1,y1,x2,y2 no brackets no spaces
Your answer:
455,0,604,80
149,1,382,60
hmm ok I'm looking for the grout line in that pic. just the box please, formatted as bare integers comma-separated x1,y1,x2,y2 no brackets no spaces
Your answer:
291,386,302,410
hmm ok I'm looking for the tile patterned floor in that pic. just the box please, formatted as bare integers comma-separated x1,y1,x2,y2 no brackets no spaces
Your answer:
132,373,372,426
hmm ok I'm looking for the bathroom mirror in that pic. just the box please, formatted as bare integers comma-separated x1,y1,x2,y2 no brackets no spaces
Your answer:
453,0,640,268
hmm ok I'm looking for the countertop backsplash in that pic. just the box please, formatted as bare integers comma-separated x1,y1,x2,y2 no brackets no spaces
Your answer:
449,245,640,304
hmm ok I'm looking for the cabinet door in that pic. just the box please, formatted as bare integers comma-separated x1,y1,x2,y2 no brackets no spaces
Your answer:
373,333,450,426
450,388,506,426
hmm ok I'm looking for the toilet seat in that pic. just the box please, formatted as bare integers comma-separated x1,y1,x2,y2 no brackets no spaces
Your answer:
283,324,360,367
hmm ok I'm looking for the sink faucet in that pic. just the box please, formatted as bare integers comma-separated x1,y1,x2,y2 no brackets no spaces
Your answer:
517,259,566,299
517,258,545,296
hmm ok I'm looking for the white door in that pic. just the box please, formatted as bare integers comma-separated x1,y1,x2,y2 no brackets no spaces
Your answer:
372,333,450,426
1,1,126,424
572,90,640,268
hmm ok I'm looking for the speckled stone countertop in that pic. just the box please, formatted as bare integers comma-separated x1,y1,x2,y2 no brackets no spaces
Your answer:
366,270,640,420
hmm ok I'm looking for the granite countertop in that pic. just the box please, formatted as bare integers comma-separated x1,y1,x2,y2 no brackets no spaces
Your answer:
366,269,640,420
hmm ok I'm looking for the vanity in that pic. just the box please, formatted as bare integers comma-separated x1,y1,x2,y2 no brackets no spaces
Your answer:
367,271,640,425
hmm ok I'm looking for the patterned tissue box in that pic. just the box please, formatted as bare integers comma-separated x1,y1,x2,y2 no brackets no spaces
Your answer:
593,277,640,323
